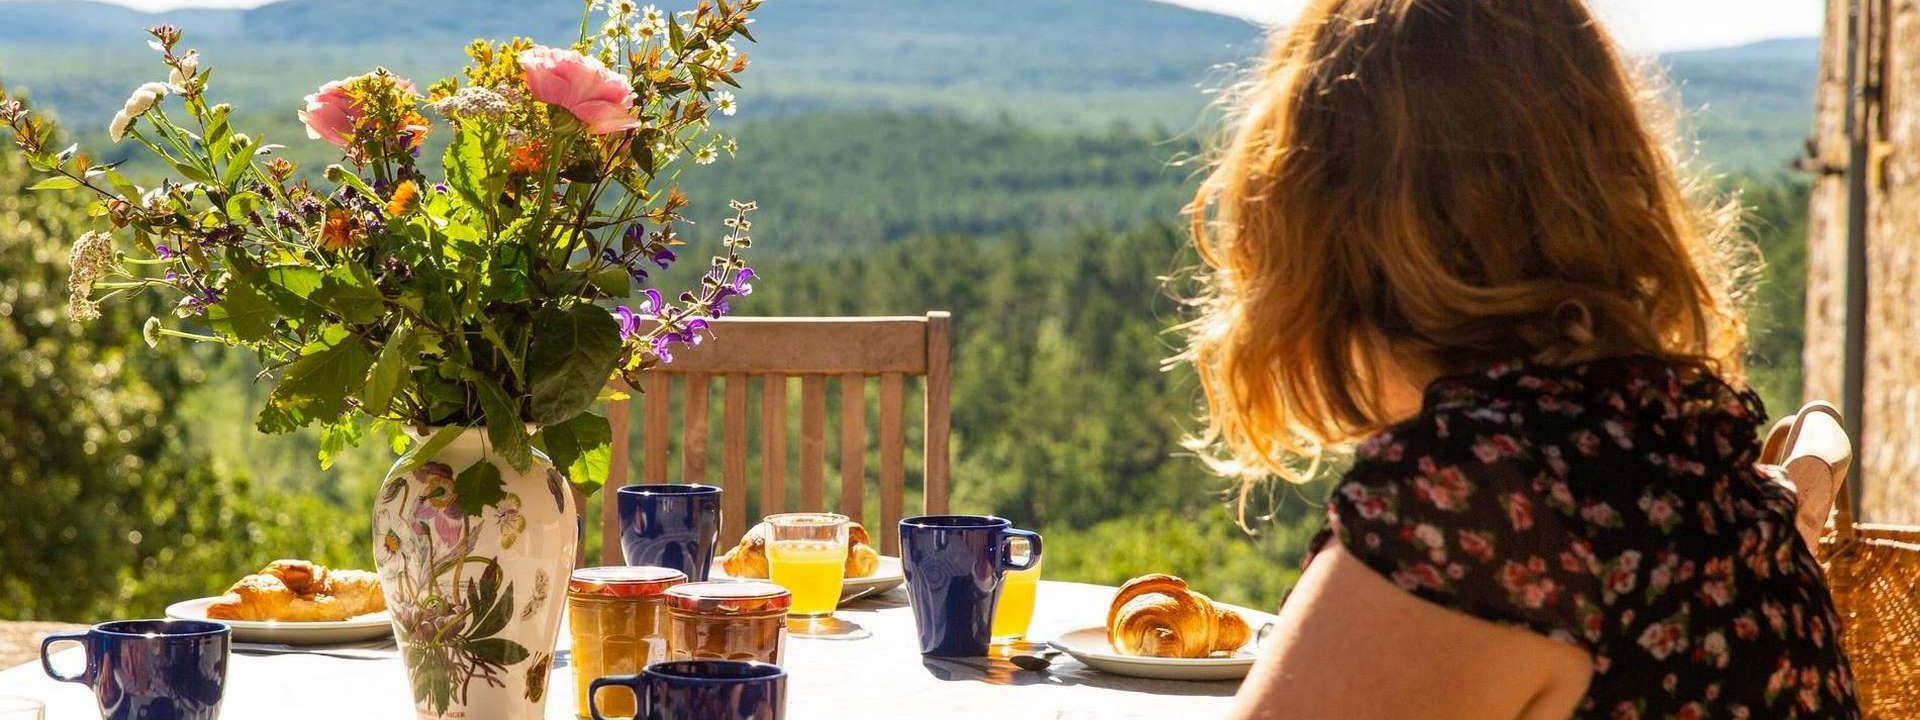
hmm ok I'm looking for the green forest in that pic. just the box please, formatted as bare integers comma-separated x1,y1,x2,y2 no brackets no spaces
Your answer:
0,109,1815,618
0,0,1823,620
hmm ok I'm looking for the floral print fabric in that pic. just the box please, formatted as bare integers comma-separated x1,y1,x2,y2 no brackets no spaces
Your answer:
1308,356,1859,719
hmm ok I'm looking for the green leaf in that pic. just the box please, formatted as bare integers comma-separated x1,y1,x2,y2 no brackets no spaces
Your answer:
587,267,630,298
362,326,417,415
466,637,528,667
313,264,384,324
26,176,81,192
170,160,218,186
525,304,622,426
453,459,506,517
538,412,610,495
103,168,139,198
317,418,364,470
393,425,465,476
205,277,277,342
224,191,263,220
254,339,376,433
473,378,533,470
444,129,503,215
221,153,254,187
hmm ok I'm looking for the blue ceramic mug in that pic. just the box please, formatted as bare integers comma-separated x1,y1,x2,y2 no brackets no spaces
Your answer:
899,515,1044,657
40,619,230,720
589,660,786,720
619,484,723,581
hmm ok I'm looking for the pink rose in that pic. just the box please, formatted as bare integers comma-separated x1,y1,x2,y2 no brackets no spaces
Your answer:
519,46,641,134
299,73,420,148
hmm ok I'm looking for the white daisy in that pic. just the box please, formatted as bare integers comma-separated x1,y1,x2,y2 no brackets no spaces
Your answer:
713,91,737,116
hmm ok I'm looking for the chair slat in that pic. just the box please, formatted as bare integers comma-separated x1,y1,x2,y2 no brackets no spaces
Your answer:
879,372,906,555
760,375,788,517
924,312,952,513
800,375,827,511
683,374,710,484
644,372,670,484
722,373,749,546
840,373,867,526
605,395,632,564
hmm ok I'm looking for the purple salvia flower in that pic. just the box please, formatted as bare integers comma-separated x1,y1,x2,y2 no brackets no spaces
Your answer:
733,267,756,295
623,225,646,244
155,244,174,259
639,288,664,315
651,248,677,269
433,183,449,195
613,306,644,341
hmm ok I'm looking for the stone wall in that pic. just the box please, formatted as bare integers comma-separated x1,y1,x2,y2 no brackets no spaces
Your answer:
1806,0,1920,522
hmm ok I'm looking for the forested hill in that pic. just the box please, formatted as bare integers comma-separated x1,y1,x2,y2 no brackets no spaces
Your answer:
1,0,1815,166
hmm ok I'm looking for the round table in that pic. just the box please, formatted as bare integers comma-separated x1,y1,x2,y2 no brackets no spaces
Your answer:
0,581,1272,719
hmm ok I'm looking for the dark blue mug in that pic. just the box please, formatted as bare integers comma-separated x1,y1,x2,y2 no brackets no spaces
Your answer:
619,484,723,581
40,619,230,720
899,515,1044,657
589,660,786,720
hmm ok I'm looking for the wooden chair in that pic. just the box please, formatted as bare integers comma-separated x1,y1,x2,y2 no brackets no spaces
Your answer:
596,313,952,563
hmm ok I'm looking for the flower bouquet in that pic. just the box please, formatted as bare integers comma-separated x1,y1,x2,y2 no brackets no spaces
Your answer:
2,1,764,716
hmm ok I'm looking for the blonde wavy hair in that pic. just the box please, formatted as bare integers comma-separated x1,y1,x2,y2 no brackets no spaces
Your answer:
1183,0,1755,487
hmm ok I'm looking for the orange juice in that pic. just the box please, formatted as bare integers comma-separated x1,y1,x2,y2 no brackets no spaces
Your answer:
767,539,846,617
991,559,1041,640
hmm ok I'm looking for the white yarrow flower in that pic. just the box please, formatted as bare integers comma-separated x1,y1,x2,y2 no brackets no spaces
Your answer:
109,82,171,143
714,91,737,116
168,50,199,88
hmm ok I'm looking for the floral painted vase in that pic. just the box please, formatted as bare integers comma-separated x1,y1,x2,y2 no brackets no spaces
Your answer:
373,428,578,720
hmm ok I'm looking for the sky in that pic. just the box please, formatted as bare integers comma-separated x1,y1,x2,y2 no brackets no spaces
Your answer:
1158,0,1824,52
45,0,1825,54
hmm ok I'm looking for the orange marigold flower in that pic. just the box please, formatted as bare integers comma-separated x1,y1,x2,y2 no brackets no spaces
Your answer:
510,141,546,175
386,180,420,218
321,209,363,250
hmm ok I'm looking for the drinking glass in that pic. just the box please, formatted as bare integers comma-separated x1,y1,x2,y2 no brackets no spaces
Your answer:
990,535,1042,642
0,696,43,720
764,513,850,637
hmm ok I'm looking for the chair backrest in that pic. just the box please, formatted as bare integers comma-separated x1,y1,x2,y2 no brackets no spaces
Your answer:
598,313,952,562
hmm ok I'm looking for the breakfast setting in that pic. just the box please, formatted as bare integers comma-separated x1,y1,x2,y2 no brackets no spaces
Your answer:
20,480,1272,720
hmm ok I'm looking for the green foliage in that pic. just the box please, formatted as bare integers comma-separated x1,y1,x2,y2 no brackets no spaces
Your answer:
0,125,363,622
3,99,1819,618
2,14,764,494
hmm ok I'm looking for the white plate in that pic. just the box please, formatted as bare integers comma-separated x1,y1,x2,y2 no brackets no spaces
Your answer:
165,597,394,645
1046,625,1260,681
708,555,905,601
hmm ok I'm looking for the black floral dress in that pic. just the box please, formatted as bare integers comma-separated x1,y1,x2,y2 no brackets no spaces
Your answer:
1306,356,1860,719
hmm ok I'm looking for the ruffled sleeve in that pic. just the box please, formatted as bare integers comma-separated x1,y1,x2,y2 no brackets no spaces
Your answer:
1326,406,1606,652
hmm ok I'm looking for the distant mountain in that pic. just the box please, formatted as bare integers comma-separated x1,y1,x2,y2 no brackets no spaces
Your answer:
0,0,1817,171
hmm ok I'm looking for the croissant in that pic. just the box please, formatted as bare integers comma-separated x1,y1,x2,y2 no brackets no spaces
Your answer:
719,523,772,578
845,542,880,577
206,560,387,622
717,521,881,578
1106,573,1251,658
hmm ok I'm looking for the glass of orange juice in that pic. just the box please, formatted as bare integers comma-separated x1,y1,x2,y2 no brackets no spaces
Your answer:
765,513,849,637
990,534,1041,642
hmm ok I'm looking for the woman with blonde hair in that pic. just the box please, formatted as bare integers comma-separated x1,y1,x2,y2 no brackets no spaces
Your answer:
1187,1,1859,717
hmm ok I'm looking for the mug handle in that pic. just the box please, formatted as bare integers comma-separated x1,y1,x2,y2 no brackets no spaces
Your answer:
588,675,643,720
999,529,1043,572
40,631,89,684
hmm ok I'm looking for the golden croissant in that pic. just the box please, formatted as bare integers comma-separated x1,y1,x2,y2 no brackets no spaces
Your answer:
206,559,386,622
718,521,880,578
1107,573,1251,658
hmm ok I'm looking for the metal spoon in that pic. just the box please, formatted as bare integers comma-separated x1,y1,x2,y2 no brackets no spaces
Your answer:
1010,646,1064,671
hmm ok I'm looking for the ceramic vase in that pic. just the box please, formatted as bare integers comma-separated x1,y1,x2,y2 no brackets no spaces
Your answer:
372,427,578,720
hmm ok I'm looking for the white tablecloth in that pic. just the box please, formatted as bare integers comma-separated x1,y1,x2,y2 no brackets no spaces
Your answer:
0,581,1267,719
